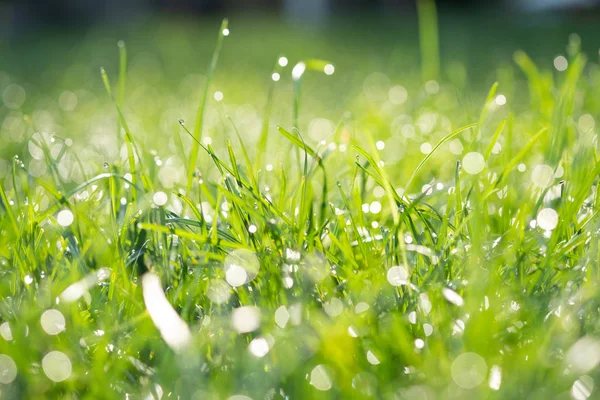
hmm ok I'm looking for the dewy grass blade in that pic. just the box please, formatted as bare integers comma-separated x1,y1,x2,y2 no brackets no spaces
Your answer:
186,18,229,193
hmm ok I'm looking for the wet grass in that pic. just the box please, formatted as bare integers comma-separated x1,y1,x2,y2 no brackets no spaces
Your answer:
2,6,600,399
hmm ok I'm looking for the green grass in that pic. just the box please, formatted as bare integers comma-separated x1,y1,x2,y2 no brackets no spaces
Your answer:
2,10,600,399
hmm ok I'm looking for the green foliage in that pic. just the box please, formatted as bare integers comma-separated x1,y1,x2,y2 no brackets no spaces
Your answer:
1,13,600,400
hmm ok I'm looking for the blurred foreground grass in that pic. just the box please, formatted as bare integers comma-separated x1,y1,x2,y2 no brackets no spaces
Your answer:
1,9,600,399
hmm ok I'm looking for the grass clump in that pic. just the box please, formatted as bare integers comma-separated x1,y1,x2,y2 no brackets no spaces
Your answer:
1,11,600,400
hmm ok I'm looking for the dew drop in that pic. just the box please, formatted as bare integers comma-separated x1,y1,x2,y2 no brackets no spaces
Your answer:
57,209,74,227
324,298,343,317
567,336,600,373
301,251,329,283
232,306,261,333
367,350,380,365
387,265,408,287
462,152,485,175
537,208,559,231
274,306,289,328
369,201,382,214
207,279,232,304
554,55,568,71
420,142,432,154
40,309,66,335
153,191,168,207
248,337,270,357
571,375,594,400
489,365,502,391
0,354,17,384
224,249,260,284
423,324,433,337
532,164,554,188
225,264,247,287
355,302,370,314
310,365,332,391
42,351,72,382
292,62,306,81
451,352,487,389
442,288,464,306
0,322,12,341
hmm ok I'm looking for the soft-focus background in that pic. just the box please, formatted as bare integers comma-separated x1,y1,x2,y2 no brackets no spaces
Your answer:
3,1,600,399
1,0,600,169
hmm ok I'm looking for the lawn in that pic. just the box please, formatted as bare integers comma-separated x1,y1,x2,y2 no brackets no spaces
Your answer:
1,5,600,399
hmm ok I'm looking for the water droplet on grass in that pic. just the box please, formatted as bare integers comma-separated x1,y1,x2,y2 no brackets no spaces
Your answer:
224,249,260,284
367,350,380,365
58,91,77,111
451,352,487,389
225,264,247,287
0,323,12,341
554,55,568,71
369,201,382,214
532,164,554,188
310,365,332,391
423,324,433,337
420,142,432,154
142,273,191,351
292,62,306,81
462,152,485,175
301,251,329,283
3,84,26,109
232,306,261,333
207,280,232,304
60,268,111,303
274,306,289,328
425,80,440,94
354,301,369,314
0,354,17,384
567,336,600,373
153,191,168,206
389,85,408,105
248,337,270,357
387,266,408,287
41,309,66,335
537,208,559,231
443,288,464,306
57,209,74,227
42,351,72,382
489,365,502,391
571,375,594,400
324,298,343,317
